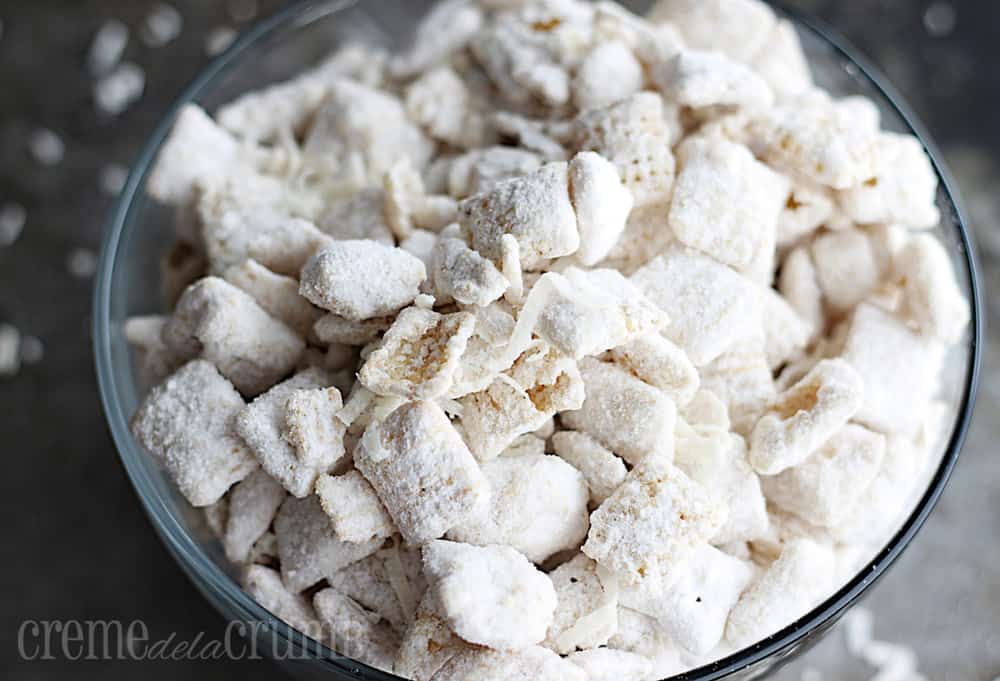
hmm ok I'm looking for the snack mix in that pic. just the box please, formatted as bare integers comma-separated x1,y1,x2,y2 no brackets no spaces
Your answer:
127,0,970,678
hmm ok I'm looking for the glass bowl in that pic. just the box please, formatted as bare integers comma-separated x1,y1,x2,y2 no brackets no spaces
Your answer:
93,1,983,679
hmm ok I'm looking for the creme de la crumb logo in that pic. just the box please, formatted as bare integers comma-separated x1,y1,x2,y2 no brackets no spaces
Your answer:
17,619,347,662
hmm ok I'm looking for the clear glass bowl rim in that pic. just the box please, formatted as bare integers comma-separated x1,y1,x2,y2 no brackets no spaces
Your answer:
92,2,984,679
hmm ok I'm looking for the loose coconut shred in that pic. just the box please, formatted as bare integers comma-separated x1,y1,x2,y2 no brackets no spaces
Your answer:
128,0,969,679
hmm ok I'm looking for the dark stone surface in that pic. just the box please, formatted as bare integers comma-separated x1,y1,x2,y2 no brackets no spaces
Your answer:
0,1,996,680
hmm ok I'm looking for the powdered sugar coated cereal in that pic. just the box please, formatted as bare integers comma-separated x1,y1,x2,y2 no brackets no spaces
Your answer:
725,538,835,647
551,430,628,505
631,246,761,366
544,554,619,654
354,401,489,545
359,307,475,400
422,540,557,650
446,452,590,563
315,470,396,543
131,360,259,506
274,494,383,592
567,151,634,266
299,241,426,321
583,453,727,588
749,359,865,475
561,357,676,466
223,470,286,564
575,93,678,207
234,369,335,497
669,136,788,270
459,161,580,269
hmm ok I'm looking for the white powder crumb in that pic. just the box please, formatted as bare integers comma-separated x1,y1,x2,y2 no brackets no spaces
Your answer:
924,3,956,37
862,640,919,681
99,164,129,196
88,19,129,75
205,26,237,57
29,128,65,166
20,335,44,365
227,0,258,22
141,3,183,48
67,248,98,279
0,203,26,247
843,607,927,681
0,324,21,377
94,62,145,116
843,607,874,655
800,666,823,681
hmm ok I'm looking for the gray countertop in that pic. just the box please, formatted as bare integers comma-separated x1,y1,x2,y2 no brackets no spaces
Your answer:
1,1,997,679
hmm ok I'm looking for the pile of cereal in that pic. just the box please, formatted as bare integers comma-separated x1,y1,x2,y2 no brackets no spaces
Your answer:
126,0,970,678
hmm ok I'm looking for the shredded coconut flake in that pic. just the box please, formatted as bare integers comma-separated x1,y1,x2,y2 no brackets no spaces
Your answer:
141,4,183,48
29,128,64,166
19,335,44,365
88,20,128,75
0,203,26,247
94,62,145,116
0,324,21,377
66,248,98,279
99,164,129,196
205,26,237,57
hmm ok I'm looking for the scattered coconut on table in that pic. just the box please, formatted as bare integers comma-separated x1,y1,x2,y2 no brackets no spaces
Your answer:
94,62,145,116
141,3,183,48
29,128,64,166
0,324,21,377
0,202,26,247
205,26,237,57
87,19,128,75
